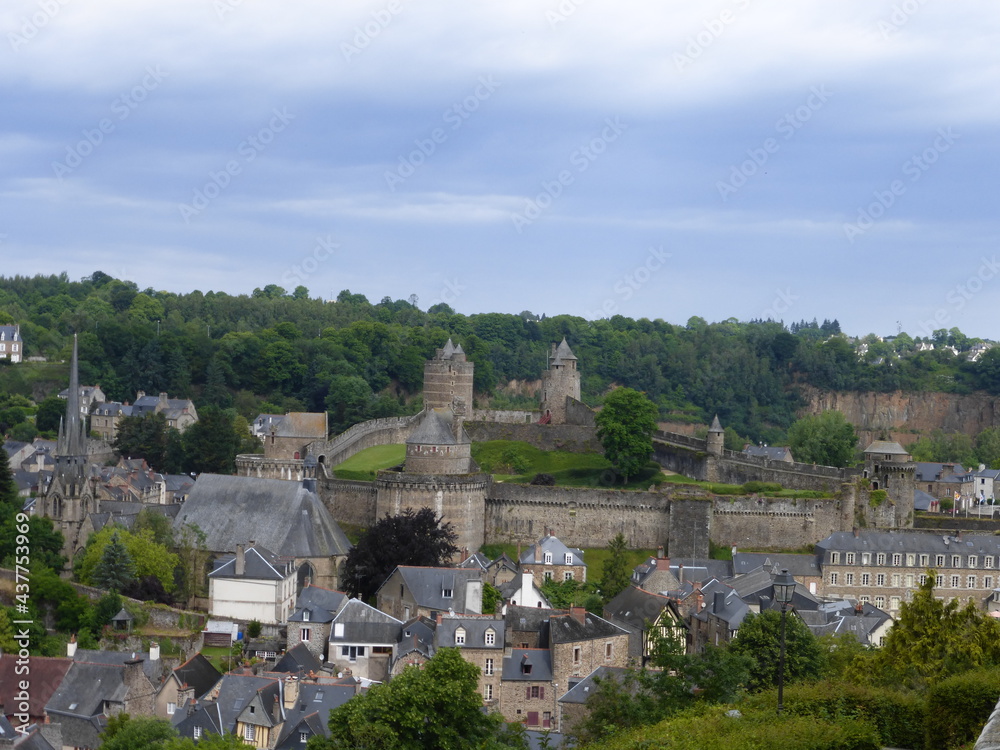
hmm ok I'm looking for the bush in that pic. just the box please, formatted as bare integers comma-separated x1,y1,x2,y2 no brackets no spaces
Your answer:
246,620,262,639
740,681,926,750
743,481,783,493
530,473,556,485
925,668,1000,750
869,489,888,508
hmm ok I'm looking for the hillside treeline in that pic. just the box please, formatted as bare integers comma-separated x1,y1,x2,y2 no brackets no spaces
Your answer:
1,272,998,443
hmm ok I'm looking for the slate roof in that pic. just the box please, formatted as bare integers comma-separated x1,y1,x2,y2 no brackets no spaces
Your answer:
46,661,129,718
209,544,295,581
519,534,585,567
272,643,322,675
395,617,437,664
170,653,223,700
798,600,892,646
551,337,577,363
196,673,277,734
275,711,327,749
270,680,357,748
171,698,225,739
558,666,632,705
174,474,352,558
694,579,749,630
916,462,966,483
73,648,161,683
288,585,348,624
603,587,685,632
380,566,484,614
505,605,558,641
864,440,910,456
90,402,132,417
549,611,628,644
330,599,402,645
727,566,820,612
743,445,794,462
406,408,468,446
666,557,733,582
732,552,820,579
0,720,56,750
458,551,491,571
0,655,72,720
435,616,504,650
269,412,327,440
3,440,27,460
502,649,553,682
816,530,1000,558
709,414,723,432
914,489,937,511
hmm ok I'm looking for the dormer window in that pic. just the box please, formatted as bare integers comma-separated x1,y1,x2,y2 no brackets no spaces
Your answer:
455,627,466,645
564,553,573,565
442,588,453,598
543,552,552,564
522,662,532,675
303,610,310,622
484,628,495,646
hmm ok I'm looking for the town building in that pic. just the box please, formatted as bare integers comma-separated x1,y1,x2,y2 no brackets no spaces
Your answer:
0,324,23,363
208,542,297,625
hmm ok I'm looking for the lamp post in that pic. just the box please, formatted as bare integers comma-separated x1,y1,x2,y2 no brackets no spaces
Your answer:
772,568,796,715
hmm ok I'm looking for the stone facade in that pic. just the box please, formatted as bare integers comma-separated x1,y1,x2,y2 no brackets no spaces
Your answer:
540,339,581,426
423,339,474,412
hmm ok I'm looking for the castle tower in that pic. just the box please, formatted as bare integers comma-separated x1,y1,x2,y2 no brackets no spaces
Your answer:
423,338,474,413
540,338,581,425
706,415,724,456
862,440,916,528
43,334,97,559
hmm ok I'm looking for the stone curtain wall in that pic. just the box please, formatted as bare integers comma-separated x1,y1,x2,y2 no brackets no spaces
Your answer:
472,409,540,424
709,495,846,550
464,422,602,453
318,478,378,528
310,414,422,467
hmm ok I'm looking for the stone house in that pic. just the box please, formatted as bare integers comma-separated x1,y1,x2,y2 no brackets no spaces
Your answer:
0,717,56,749
262,412,327,460
519,532,586,586
961,467,1000,505
391,617,438,675
132,391,199,432
154,653,221,721
500,648,557,731
0,324,23,363
603,586,687,665
328,599,402,682
500,570,553,611
732,552,823,597
208,542,297,625
549,608,630,687
557,665,632,738
88,401,133,441
286,585,349,661
688,580,750,652
915,462,966,502
434,615,505,705
375,566,483,621
742,444,794,462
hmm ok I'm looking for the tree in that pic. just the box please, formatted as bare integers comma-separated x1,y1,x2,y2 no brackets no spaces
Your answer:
595,387,659,482
342,508,458,601
101,715,176,750
786,410,858,467
600,532,631,604
35,395,66,433
91,530,137,592
113,412,169,468
482,582,503,615
76,526,179,593
728,609,823,691
313,648,528,750
182,405,241,475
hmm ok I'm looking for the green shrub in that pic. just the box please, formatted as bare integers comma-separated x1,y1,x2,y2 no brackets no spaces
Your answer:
743,481,783,493
925,668,1000,749
740,681,926,750
869,489,888,507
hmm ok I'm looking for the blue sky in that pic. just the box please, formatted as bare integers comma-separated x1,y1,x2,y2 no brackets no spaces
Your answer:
2,1,999,339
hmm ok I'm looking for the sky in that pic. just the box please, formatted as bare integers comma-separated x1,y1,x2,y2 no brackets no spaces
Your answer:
2,1,999,340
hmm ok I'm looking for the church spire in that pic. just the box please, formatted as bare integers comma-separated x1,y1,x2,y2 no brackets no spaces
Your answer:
58,334,84,457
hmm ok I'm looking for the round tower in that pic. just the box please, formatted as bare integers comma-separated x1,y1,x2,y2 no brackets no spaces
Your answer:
706,415,724,456
423,338,474,412
540,338,581,425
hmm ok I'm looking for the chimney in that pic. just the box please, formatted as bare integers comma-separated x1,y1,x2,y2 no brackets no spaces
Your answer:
177,684,195,710
713,591,725,613
569,606,586,625
159,392,169,407
149,641,160,662
136,390,145,399
123,654,146,694
187,698,197,717
852,527,859,538
283,676,299,710
236,544,246,576
272,694,282,724
436,613,443,626
656,545,665,559
466,579,482,615
248,539,256,548
67,633,77,658
534,544,542,563
678,564,684,584
521,570,534,599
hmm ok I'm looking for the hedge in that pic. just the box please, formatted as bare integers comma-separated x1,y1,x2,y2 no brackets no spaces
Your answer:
925,668,1000,749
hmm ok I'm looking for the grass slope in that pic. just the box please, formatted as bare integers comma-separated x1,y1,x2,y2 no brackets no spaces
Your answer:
332,444,406,480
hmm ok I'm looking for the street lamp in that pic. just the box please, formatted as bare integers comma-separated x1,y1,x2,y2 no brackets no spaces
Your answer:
772,568,796,715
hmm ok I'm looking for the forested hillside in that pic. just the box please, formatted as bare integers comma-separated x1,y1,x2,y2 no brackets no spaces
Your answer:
0,272,997,443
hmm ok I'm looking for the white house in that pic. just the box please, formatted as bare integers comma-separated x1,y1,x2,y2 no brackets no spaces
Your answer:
0,325,22,363
502,570,553,613
208,542,296,625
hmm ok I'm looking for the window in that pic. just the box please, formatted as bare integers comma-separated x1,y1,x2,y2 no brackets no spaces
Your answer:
484,683,493,701
936,555,945,567
829,572,838,585
986,576,995,589
455,627,466,645
485,629,495,646
167,702,176,715
861,573,870,586
573,646,581,664
341,646,366,661
906,574,914,587
303,610,310,622
968,575,978,588
874,596,885,608
544,552,553,564
830,552,840,564
891,596,900,610
334,623,344,638
987,557,995,569
193,727,202,739
952,555,961,567
300,732,309,743
530,686,541,698
300,628,311,642
845,573,854,585
950,575,960,587
859,595,870,604
876,553,886,565
565,553,573,565
846,552,855,565
543,571,553,581
605,642,613,660
876,574,885,586
442,588,453,598
935,575,944,586
892,574,901,586
563,571,574,582
244,724,255,741
970,555,978,568
861,553,870,565
485,658,494,676
920,554,929,566
907,554,915,566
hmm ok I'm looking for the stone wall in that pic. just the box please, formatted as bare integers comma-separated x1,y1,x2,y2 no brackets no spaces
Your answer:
235,455,313,480
709,495,847,550
653,441,709,481
472,409,540,424
565,398,596,428
318,478,378,528
465,422,601,453
310,414,421,467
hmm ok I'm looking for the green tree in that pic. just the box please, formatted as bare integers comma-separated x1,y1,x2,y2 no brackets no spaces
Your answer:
595,387,659,482
113,412,169,469
35,395,66,433
176,523,210,605
101,715,176,750
182,405,241,475
482,582,503,615
162,733,250,749
728,609,823,691
313,648,528,750
341,508,458,601
786,410,858,467
76,526,179,593
91,530,137,592
0,607,19,654
600,533,631,604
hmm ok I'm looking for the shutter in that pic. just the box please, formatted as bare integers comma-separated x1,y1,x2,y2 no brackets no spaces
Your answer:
526,686,531,700
540,686,545,699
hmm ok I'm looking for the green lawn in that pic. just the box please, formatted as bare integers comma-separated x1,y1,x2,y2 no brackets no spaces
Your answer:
332,444,406,480
201,645,239,673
